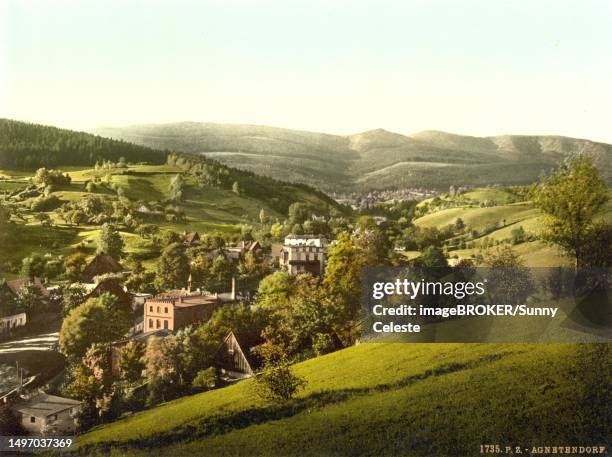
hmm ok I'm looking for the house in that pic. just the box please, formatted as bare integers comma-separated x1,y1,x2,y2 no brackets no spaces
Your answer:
279,235,328,276
143,289,217,333
11,393,81,435
214,331,264,379
85,278,134,312
224,240,262,260
0,277,49,334
182,231,201,247
5,277,49,300
0,282,24,334
82,253,123,282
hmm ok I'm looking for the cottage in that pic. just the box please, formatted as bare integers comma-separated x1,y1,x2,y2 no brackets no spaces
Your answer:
182,231,201,247
0,277,49,334
87,278,134,312
11,393,81,435
5,277,49,300
82,253,123,282
279,235,328,276
214,331,264,379
143,290,217,333
225,240,263,260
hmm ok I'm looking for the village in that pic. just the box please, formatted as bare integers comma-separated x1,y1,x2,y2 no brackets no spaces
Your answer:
0,231,331,435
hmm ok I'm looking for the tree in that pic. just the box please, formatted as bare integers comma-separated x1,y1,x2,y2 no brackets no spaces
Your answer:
0,404,25,434
454,217,465,231
156,242,190,290
17,282,45,312
253,358,306,403
237,251,271,301
59,293,131,359
63,343,118,429
61,283,88,316
420,246,448,268
322,232,364,344
169,174,185,201
288,202,309,225
64,252,88,281
532,156,609,268
21,253,46,278
510,225,527,245
119,340,145,384
259,208,269,224
207,255,234,293
97,223,124,260
483,245,535,307
256,271,294,309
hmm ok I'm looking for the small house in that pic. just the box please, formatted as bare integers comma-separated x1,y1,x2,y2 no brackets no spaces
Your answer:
182,231,201,247
214,331,264,379
12,393,81,435
82,253,123,282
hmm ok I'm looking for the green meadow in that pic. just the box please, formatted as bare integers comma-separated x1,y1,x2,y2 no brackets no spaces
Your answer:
75,342,608,456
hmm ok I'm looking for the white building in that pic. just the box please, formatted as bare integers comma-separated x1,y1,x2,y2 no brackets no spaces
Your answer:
12,393,81,435
0,312,26,334
279,235,328,276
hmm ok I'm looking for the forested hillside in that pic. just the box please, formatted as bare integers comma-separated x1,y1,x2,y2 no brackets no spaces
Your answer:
94,122,612,192
0,119,166,168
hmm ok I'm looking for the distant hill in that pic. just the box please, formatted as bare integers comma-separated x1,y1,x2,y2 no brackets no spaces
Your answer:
94,123,612,192
0,119,344,220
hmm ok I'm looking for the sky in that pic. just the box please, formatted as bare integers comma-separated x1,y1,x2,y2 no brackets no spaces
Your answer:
1,0,612,142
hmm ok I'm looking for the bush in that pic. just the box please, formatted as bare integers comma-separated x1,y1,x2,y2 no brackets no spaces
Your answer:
31,194,61,211
253,359,306,403
192,367,217,391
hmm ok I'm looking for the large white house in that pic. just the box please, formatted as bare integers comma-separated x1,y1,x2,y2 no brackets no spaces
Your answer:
279,235,328,276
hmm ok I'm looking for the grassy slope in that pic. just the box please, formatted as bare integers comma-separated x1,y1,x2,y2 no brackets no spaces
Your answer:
1,163,335,275
77,342,601,456
412,188,612,267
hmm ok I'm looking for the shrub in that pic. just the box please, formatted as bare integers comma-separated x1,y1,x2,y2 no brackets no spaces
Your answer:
192,367,217,391
253,359,306,403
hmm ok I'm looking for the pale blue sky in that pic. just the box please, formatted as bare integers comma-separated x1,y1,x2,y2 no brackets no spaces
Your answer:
1,0,611,142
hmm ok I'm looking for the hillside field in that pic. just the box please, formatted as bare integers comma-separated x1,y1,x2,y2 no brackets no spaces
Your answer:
412,188,612,267
75,342,609,456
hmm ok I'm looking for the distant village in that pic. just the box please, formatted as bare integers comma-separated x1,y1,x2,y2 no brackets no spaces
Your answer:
332,188,443,210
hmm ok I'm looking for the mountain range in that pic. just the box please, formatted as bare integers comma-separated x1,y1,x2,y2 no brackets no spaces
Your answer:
93,123,612,192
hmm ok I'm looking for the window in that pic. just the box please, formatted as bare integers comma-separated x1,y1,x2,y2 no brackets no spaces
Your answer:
149,319,153,329
156,319,160,329
30,416,36,423
163,320,168,329
149,306,153,312
157,306,160,313
164,307,168,313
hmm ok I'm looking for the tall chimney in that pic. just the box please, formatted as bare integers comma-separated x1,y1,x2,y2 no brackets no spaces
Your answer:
231,276,236,300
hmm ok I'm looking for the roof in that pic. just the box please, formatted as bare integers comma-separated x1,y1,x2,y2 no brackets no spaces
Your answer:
220,330,265,370
284,235,328,247
13,393,81,418
182,231,200,244
148,291,217,308
83,253,123,280
5,277,49,297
